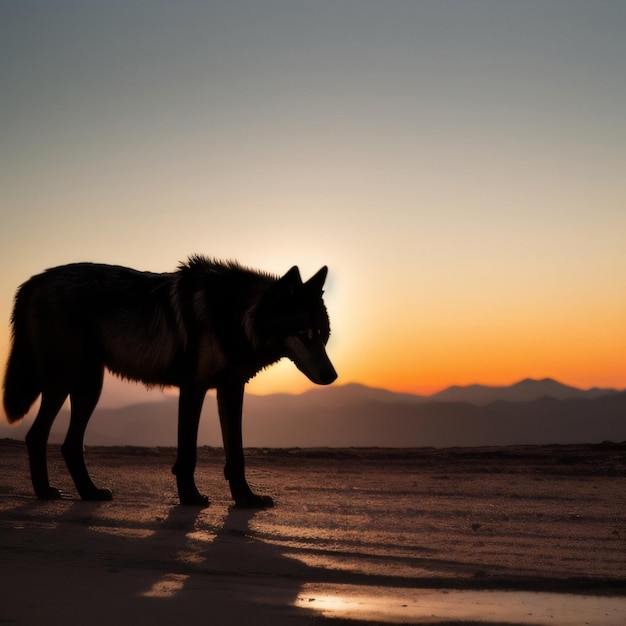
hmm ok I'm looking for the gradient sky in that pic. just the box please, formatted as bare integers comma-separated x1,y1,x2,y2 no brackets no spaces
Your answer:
1,1,625,400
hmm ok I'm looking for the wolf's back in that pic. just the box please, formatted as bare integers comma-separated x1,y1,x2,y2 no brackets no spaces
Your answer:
3,284,41,423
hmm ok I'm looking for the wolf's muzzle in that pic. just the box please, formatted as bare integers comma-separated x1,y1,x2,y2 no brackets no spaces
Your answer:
284,336,338,386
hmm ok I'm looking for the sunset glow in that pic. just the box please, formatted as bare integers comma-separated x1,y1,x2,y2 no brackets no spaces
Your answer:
1,1,625,400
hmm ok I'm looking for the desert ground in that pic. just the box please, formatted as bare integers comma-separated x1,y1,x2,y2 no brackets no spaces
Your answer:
1,439,625,625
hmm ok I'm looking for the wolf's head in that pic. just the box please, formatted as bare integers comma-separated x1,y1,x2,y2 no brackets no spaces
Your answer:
255,266,337,385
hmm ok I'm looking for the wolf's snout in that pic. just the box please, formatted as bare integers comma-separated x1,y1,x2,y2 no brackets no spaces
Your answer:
305,360,337,385
284,336,337,386
302,360,337,386
316,363,338,386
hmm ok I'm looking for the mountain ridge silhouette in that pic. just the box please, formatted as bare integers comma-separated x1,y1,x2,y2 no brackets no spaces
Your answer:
2,378,624,448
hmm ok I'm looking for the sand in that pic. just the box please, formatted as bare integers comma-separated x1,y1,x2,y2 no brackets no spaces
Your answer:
1,440,625,625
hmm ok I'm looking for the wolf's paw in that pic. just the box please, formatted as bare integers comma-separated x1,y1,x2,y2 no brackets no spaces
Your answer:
35,486,63,500
229,479,274,508
81,487,113,501
179,492,210,507
234,493,274,509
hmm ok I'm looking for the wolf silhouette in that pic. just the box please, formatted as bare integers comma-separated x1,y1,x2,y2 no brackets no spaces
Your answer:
3,256,337,507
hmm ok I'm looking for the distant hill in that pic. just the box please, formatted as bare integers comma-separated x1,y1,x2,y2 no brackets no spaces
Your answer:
239,389,626,448
428,377,619,405
1,379,624,448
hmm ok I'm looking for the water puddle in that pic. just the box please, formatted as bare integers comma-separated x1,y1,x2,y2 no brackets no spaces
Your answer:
297,583,626,625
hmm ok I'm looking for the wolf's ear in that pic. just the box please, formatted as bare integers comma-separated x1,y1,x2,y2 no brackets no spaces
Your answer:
305,266,328,294
279,266,302,296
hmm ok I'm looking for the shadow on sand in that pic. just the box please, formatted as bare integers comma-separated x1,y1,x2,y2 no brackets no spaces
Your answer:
1,494,553,626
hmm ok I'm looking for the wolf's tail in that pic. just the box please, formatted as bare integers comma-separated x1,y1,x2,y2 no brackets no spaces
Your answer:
3,310,41,423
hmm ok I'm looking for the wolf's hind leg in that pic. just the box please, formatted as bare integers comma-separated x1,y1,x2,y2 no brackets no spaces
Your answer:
25,389,68,499
62,368,112,501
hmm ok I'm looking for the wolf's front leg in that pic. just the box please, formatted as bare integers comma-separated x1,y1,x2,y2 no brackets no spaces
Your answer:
172,385,209,506
217,380,274,508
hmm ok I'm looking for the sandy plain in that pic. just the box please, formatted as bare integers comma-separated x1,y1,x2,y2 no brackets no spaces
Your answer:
1,439,625,625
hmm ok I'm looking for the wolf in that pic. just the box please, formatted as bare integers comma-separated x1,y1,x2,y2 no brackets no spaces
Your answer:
3,256,337,507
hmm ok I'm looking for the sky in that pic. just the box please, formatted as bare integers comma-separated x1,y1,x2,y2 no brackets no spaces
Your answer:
1,0,625,401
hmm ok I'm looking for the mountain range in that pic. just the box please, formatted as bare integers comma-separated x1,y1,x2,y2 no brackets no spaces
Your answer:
1,378,624,448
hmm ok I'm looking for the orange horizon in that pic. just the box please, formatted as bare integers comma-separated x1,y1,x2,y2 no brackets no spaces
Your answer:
246,371,626,397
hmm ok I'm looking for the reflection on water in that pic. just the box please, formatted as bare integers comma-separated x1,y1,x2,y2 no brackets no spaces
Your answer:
297,583,626,625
